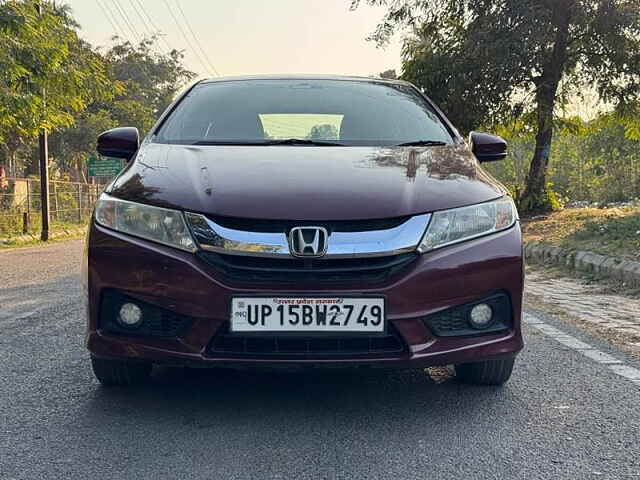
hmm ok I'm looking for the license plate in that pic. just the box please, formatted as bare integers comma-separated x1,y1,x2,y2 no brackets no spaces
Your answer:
230,297,385,333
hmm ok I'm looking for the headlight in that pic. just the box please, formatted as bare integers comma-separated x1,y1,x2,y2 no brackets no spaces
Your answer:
418,196,518,252
94,194,197,252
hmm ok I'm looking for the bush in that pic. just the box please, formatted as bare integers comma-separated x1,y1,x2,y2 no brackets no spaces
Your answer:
485,114,640,206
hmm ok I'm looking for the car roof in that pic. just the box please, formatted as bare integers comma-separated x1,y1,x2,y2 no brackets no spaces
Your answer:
199,74,411,86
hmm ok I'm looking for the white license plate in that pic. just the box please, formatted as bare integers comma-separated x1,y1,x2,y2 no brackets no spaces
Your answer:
230,297,385,333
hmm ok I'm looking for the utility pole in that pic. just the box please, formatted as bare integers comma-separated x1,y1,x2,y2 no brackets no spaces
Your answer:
39,130,50,241
37,1,50,241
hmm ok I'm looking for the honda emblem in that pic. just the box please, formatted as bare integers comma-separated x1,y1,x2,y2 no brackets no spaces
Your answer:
288,226,329,257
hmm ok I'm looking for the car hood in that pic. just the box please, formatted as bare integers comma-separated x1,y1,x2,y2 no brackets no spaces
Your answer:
107,143,506,220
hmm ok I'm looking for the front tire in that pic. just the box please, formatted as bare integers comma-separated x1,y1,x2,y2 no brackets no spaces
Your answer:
91,357,152,386
455,357,515,385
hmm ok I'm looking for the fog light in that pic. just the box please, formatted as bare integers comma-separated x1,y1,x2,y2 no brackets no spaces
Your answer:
469,303,493,329
119,303,143,327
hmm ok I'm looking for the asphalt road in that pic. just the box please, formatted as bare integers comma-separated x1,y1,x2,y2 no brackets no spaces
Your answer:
1,240,639,480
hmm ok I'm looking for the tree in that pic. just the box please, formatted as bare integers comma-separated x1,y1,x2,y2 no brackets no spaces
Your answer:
379,69,397,79
308,124,339,140
351,0,640,212
0,0,112,174
48,109,118,181
104,36,196,133
48,36,195,180
0,3,194,179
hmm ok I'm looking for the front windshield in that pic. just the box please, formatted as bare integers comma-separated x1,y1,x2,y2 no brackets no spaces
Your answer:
155,79,454,146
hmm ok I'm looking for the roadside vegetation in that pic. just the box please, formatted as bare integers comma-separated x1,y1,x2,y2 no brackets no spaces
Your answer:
0,227,85,249
522,204,640,261
355,0,640,214
0,0,194,182
0,1,194,243
485,114,640,209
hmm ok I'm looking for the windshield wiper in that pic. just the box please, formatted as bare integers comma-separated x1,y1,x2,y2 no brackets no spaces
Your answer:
263,138,344,146
192,138,345,146
192,140,270,146
395,140,448,147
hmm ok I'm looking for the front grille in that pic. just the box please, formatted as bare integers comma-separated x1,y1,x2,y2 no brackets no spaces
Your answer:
208,323,407,358
197,252,418,284
422,293,512,336
207,215,411,233
100,290,194,338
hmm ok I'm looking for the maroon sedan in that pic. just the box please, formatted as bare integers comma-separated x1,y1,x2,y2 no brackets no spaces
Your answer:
85,75,523,386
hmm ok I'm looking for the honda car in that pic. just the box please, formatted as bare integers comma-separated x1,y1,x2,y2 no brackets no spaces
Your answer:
84,75,523,386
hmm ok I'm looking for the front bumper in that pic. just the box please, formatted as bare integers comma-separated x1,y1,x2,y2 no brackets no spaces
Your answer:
85,222,524,368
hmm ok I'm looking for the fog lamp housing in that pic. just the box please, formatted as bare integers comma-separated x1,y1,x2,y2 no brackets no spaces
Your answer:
469,303,493,329
421,293,512,337
118,302,143,327
100,290,194,338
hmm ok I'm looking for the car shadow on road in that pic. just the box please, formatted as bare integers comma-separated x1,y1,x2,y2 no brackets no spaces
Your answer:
81,365,516,433
50,364,525,479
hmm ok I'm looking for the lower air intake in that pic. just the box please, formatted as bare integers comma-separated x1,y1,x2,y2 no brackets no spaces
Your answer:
208,323,407,359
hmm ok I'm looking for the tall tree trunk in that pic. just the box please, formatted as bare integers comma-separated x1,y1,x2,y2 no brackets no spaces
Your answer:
520,81,558,212
519,2,574,213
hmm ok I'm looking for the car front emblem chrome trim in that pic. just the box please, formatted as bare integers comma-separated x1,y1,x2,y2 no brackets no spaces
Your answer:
288,226,329,258
184,212,431,259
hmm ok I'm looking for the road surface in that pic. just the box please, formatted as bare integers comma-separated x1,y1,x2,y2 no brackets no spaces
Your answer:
1,240,639,479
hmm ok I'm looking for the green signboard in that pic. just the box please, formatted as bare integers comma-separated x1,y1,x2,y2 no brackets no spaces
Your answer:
88,155,123,177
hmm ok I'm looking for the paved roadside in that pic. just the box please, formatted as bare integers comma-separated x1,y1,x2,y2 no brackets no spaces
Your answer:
526,268,640,358
1,240,639,480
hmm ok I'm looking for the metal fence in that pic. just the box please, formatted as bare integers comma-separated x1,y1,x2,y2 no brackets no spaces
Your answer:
0,178,105,237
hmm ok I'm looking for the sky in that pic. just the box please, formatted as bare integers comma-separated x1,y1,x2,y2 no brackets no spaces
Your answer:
65,0,403,80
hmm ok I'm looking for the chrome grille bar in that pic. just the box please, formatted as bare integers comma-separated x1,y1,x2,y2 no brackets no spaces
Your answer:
185,213,431,259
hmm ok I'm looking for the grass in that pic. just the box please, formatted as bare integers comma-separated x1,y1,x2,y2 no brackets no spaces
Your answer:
0,232,85,250
521,205,640,260
0,221,87,249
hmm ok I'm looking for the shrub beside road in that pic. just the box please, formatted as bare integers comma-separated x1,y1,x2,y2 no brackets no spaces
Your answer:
522,203,640,261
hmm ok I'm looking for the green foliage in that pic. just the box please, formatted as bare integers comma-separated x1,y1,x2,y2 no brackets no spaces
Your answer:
355,0,640,132
618,104,640,141
47,36,195,179
544,183,564,211
576,212,640,238
378,69,397,79
0,0,112,142
352,0,640,213
48,109,118,180
103,37,196,134
485,113,640,205
0,2,195,180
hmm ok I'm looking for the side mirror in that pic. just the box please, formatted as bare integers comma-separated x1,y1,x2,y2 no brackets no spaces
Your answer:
469,131,507,162
97,127,140,160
